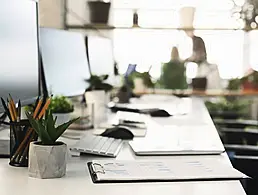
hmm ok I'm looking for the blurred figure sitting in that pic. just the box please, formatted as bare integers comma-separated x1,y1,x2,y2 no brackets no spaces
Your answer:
159,47,187,89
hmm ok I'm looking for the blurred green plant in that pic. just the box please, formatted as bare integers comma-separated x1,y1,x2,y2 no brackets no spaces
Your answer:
127,71,155,89
48,96,74,114
158,60,187,90
205,97,250,115
227,78,242,90
85,74,113,92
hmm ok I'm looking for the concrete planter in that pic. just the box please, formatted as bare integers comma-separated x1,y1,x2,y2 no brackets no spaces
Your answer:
28,141,67,179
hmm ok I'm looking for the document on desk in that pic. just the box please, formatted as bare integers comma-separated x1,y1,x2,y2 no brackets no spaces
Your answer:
87,158,247,183
129,126,225,155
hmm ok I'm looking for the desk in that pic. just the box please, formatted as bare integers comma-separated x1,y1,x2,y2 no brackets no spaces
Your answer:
135,88,258,97
0,97,247,195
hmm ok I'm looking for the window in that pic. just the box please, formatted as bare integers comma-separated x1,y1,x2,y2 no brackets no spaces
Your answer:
112,0,247,79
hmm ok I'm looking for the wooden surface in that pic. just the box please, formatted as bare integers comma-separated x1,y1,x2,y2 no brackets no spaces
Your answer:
134,88,258,97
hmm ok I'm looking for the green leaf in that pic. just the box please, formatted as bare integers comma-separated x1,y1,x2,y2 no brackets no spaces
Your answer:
38,120,53,144
26,112,53,144
53,117,80,142
26,111,79,145
45,111,56,140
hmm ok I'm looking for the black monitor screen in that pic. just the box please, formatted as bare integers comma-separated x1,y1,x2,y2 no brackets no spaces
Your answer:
0,0,39,112
40,28,91,97
87,36,115,85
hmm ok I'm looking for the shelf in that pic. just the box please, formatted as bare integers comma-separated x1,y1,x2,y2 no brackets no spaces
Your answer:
66,24,247,31
65,24,115,30
115,26,245,31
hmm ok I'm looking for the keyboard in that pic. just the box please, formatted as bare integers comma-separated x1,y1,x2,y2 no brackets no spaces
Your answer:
70,134,123,157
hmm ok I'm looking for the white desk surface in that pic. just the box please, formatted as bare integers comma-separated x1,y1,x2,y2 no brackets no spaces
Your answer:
0,96,247,195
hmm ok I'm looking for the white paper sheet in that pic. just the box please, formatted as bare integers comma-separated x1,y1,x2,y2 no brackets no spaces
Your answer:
90,158,247,182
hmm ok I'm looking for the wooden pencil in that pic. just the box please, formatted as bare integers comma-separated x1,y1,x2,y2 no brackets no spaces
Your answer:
10,97,51,163
37,98,51,119
33,98,43,118
8,103,15,122
8,95,17,120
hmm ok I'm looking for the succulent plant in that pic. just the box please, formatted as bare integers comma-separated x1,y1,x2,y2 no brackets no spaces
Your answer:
26,110,79,145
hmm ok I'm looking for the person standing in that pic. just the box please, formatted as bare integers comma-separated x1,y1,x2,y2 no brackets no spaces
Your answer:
184,30,221,89
185,30,207,64
159,47,187,89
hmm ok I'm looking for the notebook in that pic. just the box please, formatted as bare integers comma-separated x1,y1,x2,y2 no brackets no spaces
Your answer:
87,159,247,183
129,126,225,155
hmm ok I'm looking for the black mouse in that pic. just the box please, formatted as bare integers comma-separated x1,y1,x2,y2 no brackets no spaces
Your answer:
101,127,134,140
149,109,171,117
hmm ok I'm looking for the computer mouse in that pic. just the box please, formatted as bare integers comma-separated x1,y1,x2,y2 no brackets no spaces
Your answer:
149,109,171,117
101,127,134,140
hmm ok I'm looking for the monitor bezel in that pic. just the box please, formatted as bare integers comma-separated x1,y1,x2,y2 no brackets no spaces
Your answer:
0,0,40,113
20,0,40,107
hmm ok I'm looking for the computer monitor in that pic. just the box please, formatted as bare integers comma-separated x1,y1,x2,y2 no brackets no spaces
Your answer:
0,0,39,113
86,36,115,84
39,28,91,97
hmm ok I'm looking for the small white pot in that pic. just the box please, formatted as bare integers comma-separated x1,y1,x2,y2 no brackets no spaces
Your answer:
133,78,147,93
52,113,72,126
28,141,67,179
85,90,106,103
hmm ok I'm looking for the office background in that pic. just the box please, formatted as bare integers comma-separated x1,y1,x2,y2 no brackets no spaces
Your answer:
40,0,258,80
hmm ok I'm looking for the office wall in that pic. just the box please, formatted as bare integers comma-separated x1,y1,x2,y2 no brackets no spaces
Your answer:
39,0,65,29
67,0,113,38
66,0,114,25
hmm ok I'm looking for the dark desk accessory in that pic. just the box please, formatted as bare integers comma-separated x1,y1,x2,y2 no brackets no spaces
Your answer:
192,77,207,90
108,104,171,117
147,109,171,117
116,85,130,103
109,106,140,113
101,127,134,140
9,119,31,167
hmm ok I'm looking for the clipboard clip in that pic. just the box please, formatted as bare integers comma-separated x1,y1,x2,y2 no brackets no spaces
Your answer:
90,163,105,174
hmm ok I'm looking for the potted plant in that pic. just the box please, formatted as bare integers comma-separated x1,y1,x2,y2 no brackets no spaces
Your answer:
48,96,74,126
127,71,154,93
205,97,250,120
84,74,113,125
87,0,111,24
241,70,258,91
26,110,79,179
85,74,113,103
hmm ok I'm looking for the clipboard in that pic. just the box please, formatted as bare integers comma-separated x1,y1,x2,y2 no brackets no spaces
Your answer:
87,160,248,184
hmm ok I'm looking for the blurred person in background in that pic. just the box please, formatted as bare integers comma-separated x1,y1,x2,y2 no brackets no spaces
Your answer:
159,47,187,89
185,30,221,89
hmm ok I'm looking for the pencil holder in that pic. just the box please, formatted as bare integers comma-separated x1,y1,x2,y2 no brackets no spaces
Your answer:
9,120,37,167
